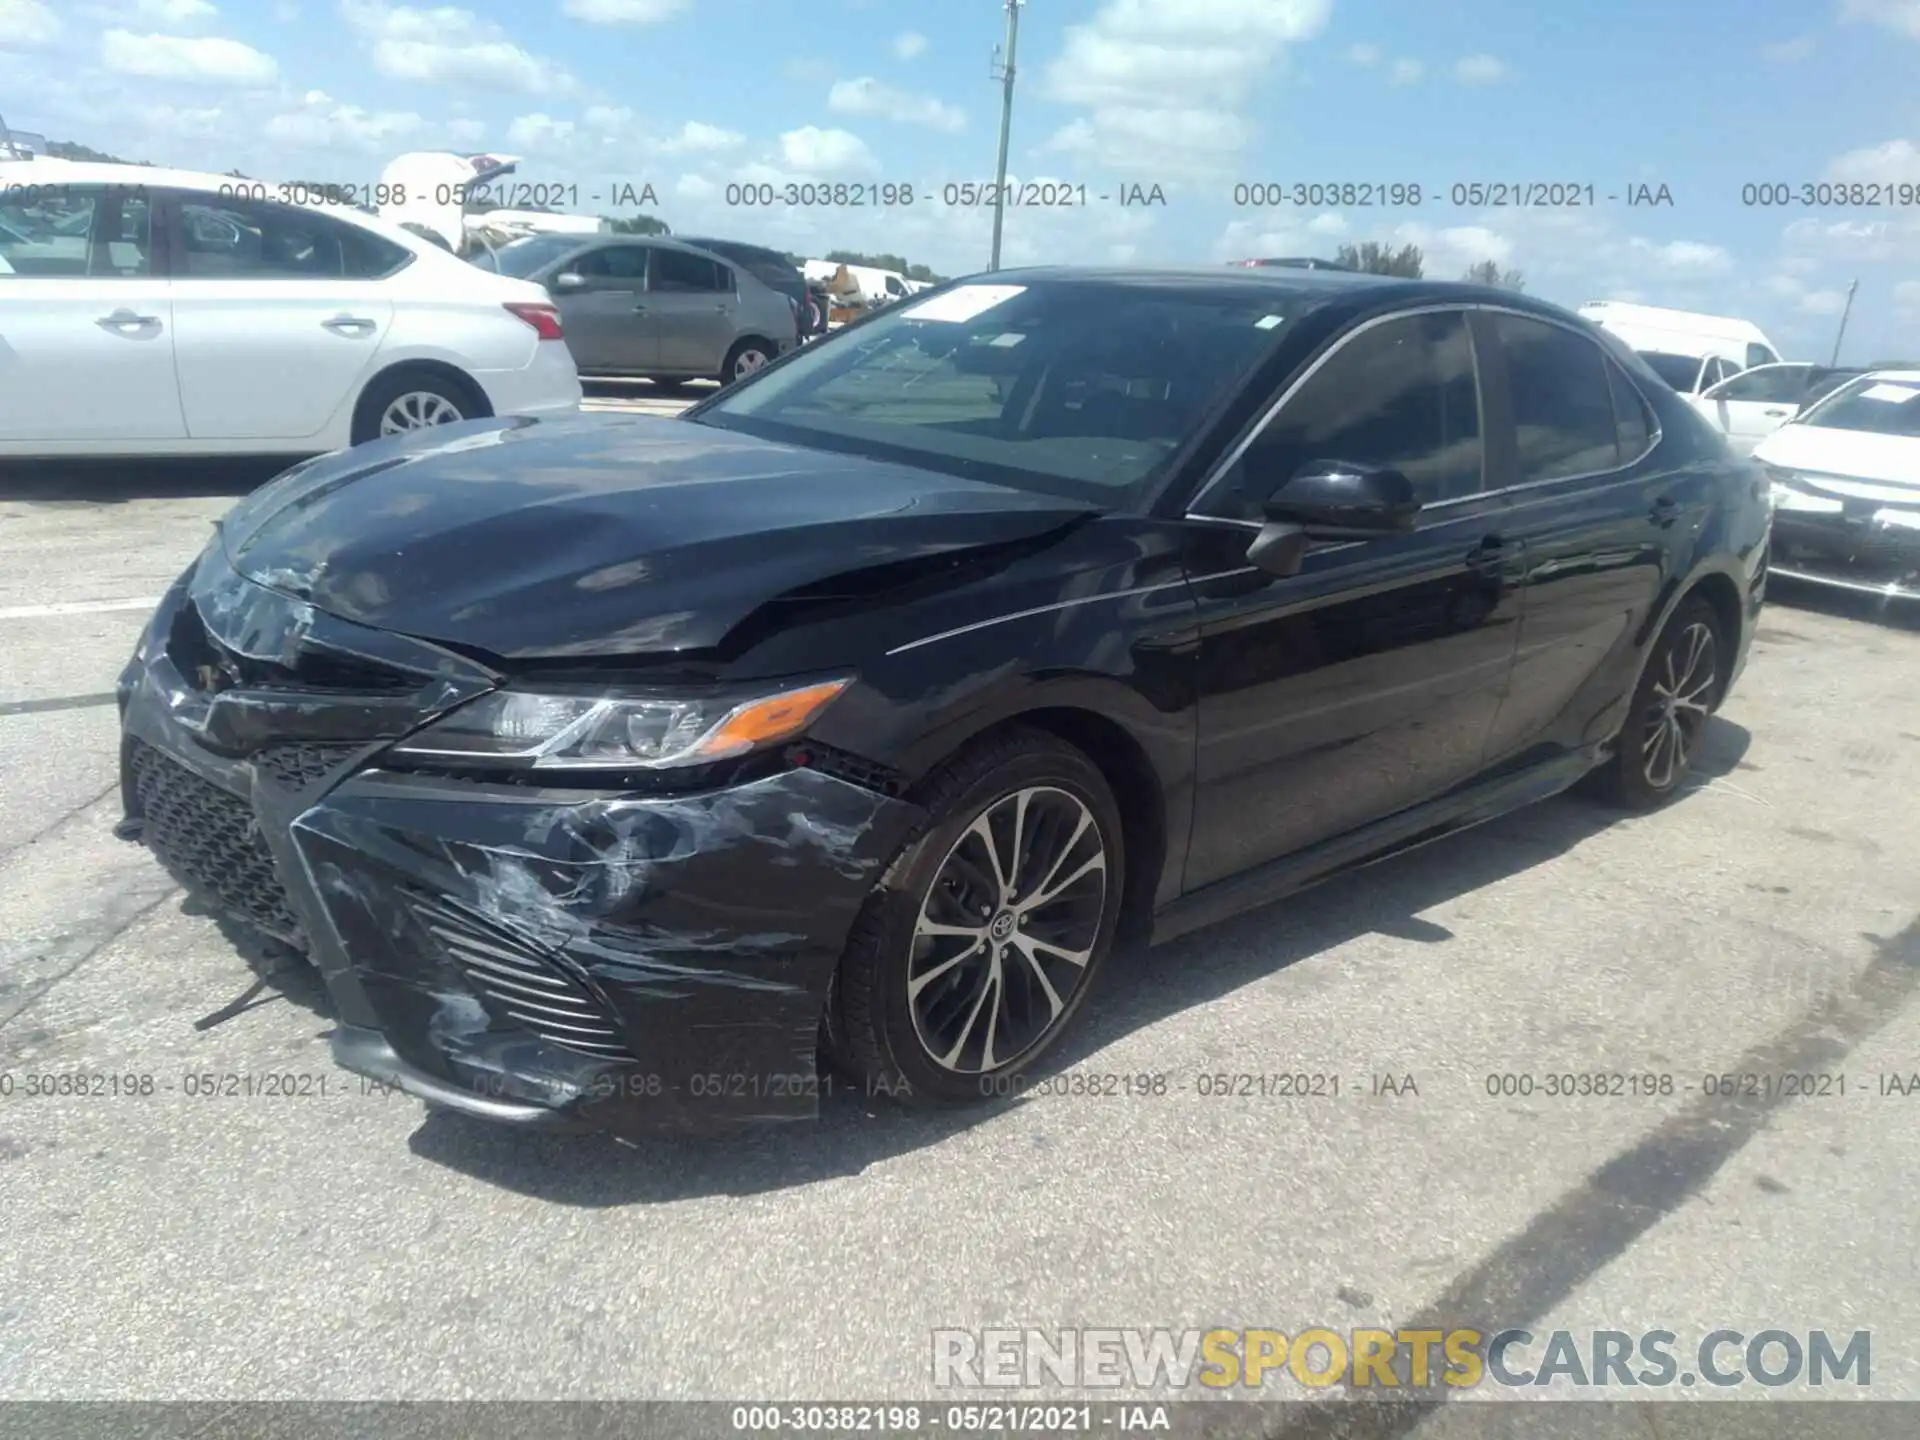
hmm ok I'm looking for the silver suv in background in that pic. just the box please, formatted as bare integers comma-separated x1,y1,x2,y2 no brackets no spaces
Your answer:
476,234,796,389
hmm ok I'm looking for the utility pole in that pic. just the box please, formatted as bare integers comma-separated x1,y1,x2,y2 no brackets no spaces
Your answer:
988,0,1024,272
1829,279,1859,367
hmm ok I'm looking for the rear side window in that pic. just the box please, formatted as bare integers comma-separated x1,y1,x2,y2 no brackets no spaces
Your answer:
650,248,727,292
176,196,411,279
1607,363,1655,463
1714,365,1808,404
1746,342,1776,369
0,184,152,277
1493,313,1624,482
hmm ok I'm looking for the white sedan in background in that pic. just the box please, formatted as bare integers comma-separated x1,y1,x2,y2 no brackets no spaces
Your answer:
1756,370,1920,601
0,161,581,459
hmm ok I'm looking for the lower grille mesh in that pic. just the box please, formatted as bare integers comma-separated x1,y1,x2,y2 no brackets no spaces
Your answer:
128,739,304,947
405,891,631,1060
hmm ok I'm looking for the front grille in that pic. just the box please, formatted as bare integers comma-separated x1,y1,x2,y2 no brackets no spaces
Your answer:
405,891,632,1060
128,739,305,947
255,741,366,794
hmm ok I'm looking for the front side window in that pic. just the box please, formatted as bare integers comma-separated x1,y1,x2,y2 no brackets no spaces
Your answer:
1494,314,1624,482
1710,364,1809,404
1211,310,1483,519
693,279,1307,502
571,244,651,283
0,185,151,278
176,196,410,279
1747,342,1778,370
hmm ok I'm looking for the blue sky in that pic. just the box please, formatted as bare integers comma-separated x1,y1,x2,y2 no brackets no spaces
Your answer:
4,0,1918,360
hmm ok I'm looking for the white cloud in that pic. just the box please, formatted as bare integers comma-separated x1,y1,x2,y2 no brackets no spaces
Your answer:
676,173,717,199
1795,289,1848,316
1841,0,1920,39
1894,280,1920,314
778,125,877,174
1761,33,1816,60
266,89,423,150
100,29,278,83
1826,138,1920,183
1628,237,1733,274
134,0,217,22
660,120,743,153
1388,57,1423,84
1040,0,1332,176
784,55,831,82
561,0,686,23
828,77,964,132
0,0,63,47
273,0,297,16
504,112,574,151
340,0,574,94
1346,42,1379,65
446,116,485,144
1453,53,1507,84
893,30,927,59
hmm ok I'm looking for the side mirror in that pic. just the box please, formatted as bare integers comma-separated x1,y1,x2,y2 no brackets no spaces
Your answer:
551,271,586,291
1246,460,1421,577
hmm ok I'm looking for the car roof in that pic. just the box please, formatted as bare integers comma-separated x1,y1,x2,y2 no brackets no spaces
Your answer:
972,266,1589,320
8,157,439,250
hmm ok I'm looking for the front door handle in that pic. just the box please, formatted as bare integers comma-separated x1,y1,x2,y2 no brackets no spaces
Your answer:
321,315,376,335
97,308,160,331
1763,408,1789,417
1650,496,1681,527
632,303,648,313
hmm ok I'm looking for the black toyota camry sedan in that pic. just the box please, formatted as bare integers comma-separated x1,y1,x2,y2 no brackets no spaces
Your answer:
117,267,1771,1138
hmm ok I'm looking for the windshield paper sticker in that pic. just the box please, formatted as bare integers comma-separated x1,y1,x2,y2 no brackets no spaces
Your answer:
904,285,1026,323
1859,383,1920,403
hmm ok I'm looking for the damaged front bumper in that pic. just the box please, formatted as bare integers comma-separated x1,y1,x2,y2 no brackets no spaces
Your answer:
1769,500,1920,601
117,544,923,1138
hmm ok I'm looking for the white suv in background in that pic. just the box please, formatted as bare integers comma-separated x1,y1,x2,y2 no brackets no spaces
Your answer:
0,161,582,459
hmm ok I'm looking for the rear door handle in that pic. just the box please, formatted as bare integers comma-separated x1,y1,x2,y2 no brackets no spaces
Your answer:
321,315,376,335
1650,496,1681,527
97,308,159,331
632,303,648,313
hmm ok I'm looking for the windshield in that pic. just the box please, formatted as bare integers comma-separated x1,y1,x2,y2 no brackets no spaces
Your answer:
475,234,584,277
1796,376,1920,437
1637,351,1703,390
688,279,1306,503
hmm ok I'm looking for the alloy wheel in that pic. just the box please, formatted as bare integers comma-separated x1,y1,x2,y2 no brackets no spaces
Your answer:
1641,620,1717,789
378,391,464,435
907,786,1108,1074
732,348,770,379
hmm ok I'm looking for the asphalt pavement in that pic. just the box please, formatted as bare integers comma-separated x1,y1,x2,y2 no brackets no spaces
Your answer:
1,408,1917,1421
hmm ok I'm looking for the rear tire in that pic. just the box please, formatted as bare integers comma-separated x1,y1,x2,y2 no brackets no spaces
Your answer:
350,369,479,445
1586,596,1724,809
830,729,1125,1107
720,339,775,386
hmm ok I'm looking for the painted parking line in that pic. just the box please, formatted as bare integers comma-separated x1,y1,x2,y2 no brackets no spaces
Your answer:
0,598,161,621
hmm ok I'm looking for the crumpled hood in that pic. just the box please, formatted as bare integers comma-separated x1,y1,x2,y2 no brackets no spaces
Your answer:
1755,423,1920,496
219,414,1093,660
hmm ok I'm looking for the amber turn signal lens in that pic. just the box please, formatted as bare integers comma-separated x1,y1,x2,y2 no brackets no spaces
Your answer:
691,679,850,759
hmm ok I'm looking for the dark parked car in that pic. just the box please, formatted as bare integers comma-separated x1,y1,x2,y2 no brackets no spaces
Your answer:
116,268,1769,1140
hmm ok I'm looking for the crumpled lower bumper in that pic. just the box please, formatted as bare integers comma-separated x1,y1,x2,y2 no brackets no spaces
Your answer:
1770,508,1920,601
118,559,925,1138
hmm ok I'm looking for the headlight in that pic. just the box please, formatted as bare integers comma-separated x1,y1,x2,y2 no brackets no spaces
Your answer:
389,677,851,772
1764,467,1844,515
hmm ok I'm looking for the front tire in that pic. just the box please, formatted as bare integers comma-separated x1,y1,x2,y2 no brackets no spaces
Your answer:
1589,596,1724,809
831,729,1125,1107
